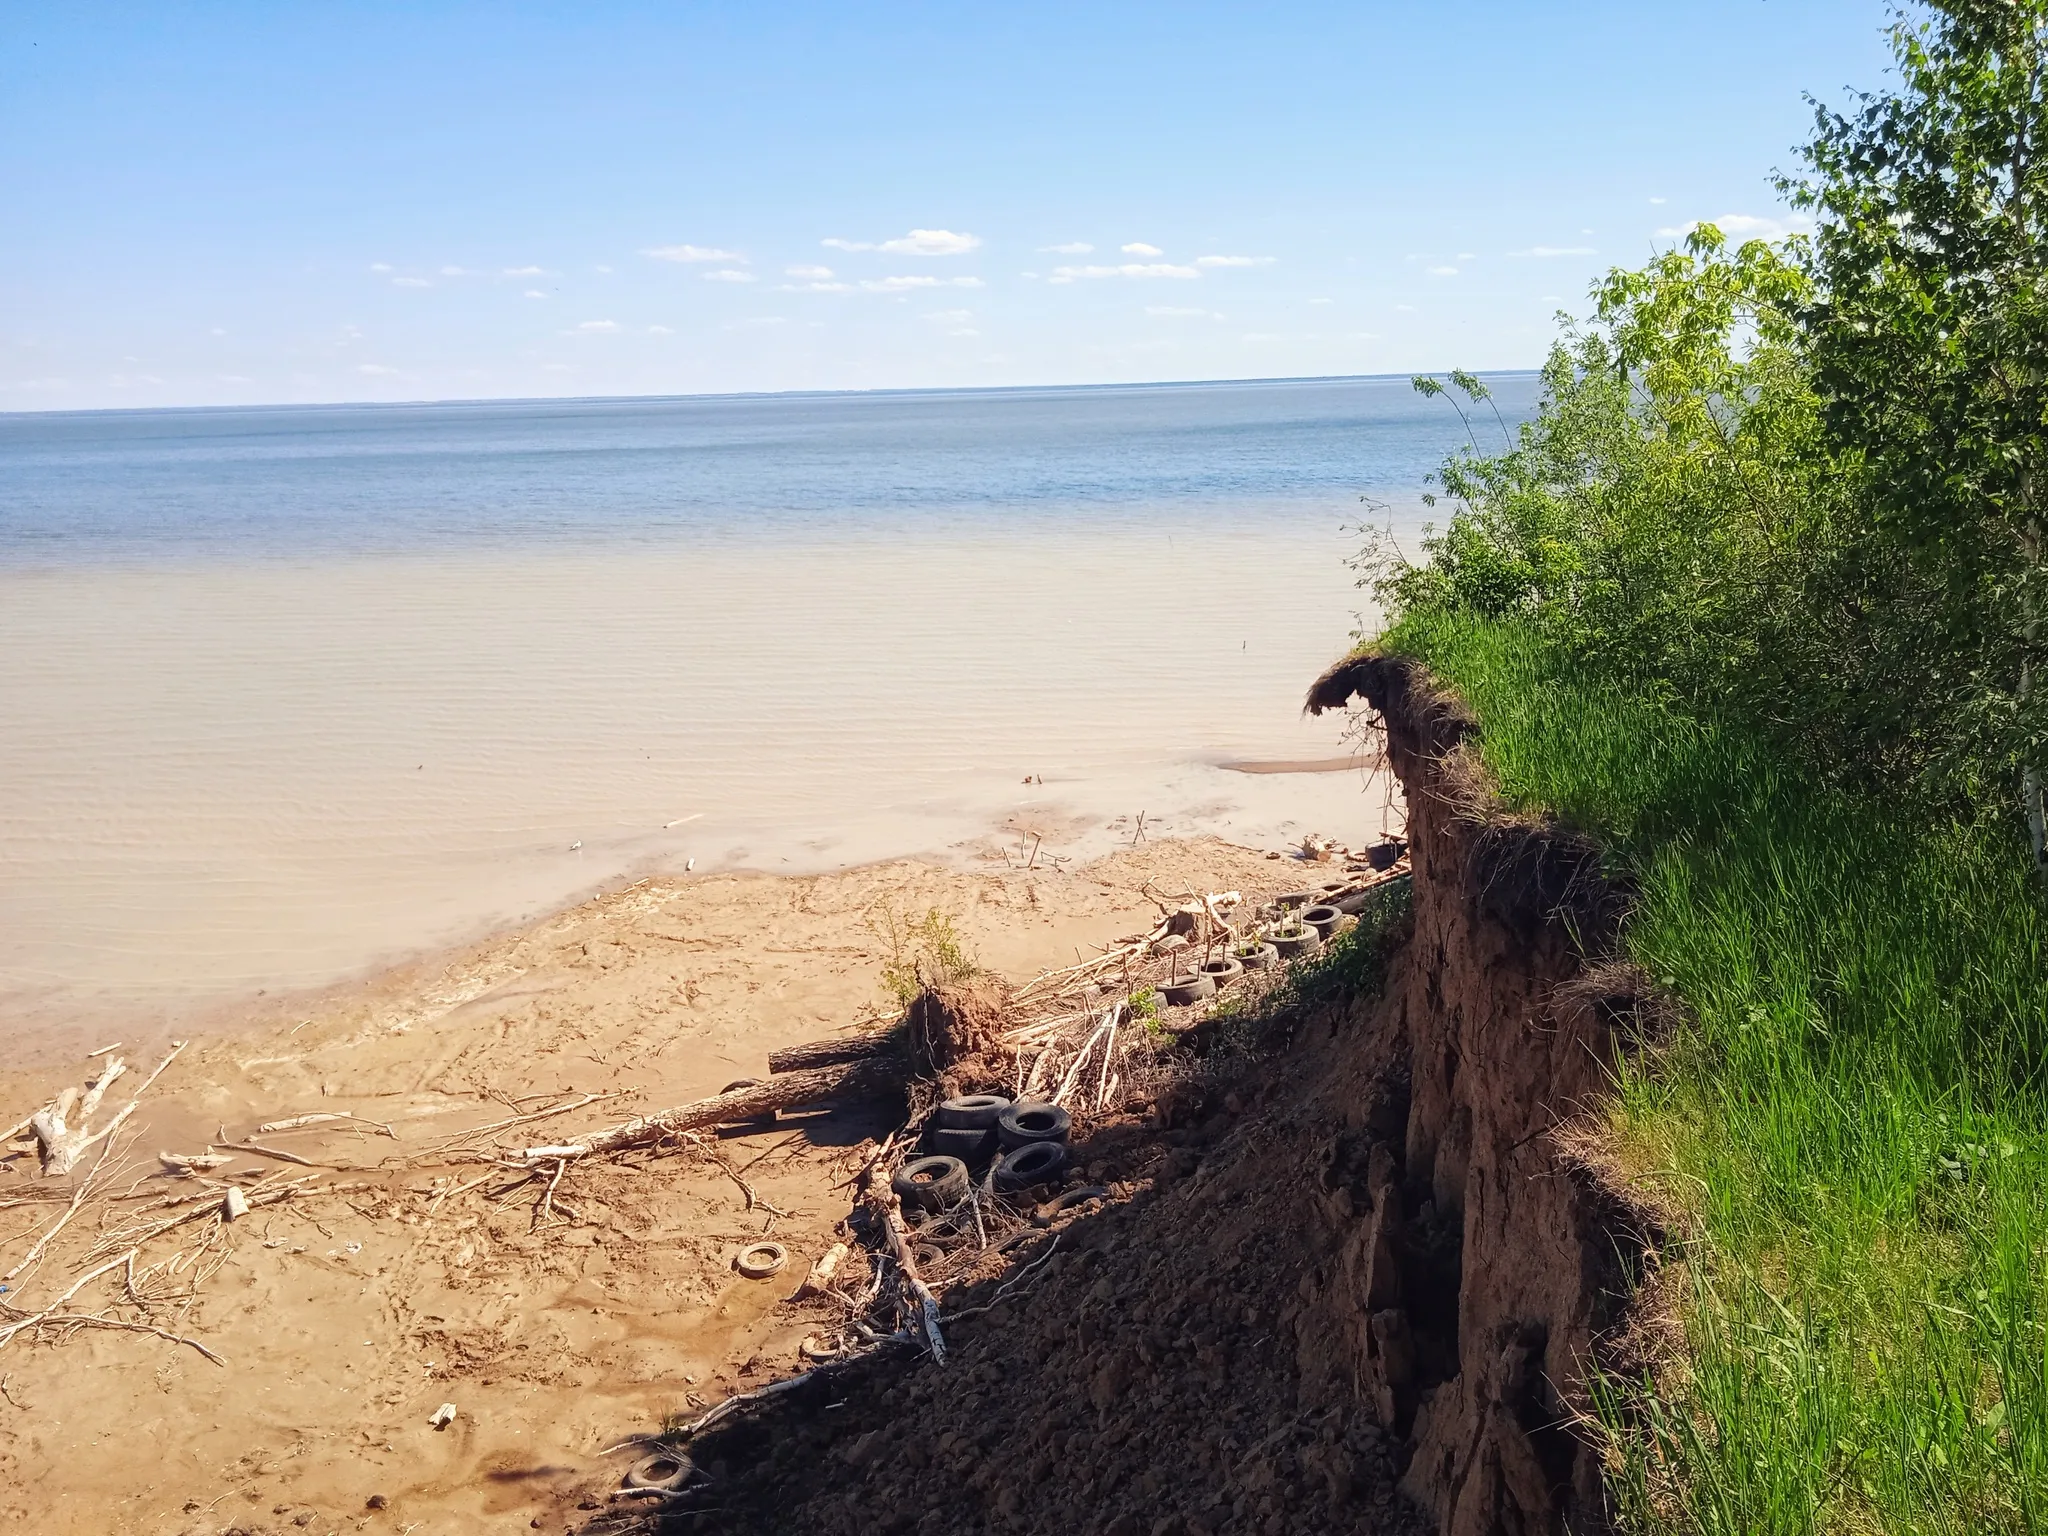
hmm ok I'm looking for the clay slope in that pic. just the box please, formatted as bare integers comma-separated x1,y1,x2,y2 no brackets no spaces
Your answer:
659,653,1653,1536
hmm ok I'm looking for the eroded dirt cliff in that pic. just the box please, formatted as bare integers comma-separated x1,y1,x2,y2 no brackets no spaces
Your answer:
651,654,1653,1536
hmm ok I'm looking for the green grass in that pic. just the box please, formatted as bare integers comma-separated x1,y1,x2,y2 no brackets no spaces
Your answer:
1387,609,2048,1535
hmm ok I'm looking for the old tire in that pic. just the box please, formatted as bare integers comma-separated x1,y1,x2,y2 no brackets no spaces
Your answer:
1198,956,1244,989
935,1094,1010,1130
625,1452,694,1492
923,1124,995,1165
735,1242,788,1279
892,1155,969,1212
1158,972,1216,1006
1273,889,1318,909
1269,926,1321,960
1300,903,1343,939
995,1139,1068,1192
996,1102,1071,1151
1234,942,1281,972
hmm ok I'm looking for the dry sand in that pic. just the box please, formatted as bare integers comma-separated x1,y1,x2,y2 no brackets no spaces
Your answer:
0,837,1301,1535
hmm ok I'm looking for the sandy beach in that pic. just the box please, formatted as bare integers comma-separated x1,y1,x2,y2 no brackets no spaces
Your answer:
0,833,1363,1533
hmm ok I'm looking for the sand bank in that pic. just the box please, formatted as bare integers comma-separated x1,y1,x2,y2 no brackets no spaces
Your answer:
0,836,1328,1534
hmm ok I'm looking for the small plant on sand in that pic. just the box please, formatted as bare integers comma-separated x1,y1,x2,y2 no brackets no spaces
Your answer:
869,905,979,1007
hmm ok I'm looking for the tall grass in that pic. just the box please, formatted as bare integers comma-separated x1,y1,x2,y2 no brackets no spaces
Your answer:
1390,610,2048,1534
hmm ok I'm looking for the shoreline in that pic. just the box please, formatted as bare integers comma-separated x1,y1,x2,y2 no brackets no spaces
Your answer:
0,834,1373,1533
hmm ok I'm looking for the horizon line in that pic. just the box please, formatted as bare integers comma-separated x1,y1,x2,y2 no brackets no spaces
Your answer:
1,367,1544,421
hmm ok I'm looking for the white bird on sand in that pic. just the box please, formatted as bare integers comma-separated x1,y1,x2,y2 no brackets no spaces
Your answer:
569,841,582,851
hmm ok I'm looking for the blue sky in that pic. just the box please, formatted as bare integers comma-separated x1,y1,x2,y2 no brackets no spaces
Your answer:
3,1,1897,410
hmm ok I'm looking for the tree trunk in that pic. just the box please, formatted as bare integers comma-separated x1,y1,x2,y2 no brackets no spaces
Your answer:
766,1033,905,1074
523,1059,905,1159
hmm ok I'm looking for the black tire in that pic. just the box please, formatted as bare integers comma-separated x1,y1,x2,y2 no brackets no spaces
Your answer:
1269,926,1322,960
923,1124,995,1165
892,1155,969,1212
1366,840,1404,871
912,1242,946,1270
1234,942,1281,972
995,1139,1068,1192
996,1102,1071,1151
625,1452,693,1492
935,1094,1010,1130
1198,956,1243,989
1273,889,1318,909
1301,903,1344,939
1158,973,1216,1007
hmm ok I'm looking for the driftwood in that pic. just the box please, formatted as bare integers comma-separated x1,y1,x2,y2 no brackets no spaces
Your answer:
766,1034,904,1075
520,1059,905,1162
28,1041,186,1177
862,1156,945,1364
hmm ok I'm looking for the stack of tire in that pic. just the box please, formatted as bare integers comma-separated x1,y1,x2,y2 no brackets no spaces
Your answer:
892,1095,1074,1213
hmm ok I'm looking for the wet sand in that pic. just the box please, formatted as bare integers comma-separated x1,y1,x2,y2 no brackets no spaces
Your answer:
0,836,1361,1534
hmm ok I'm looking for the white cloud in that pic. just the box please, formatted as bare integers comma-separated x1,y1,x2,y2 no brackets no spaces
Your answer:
785,264,835,279
392,277,431,288
210,326,227,335
1426,265,1459,277
925,308,975,322
1510,245,1598,257
504,265,546,276
1122,242,1164,256
648,325,673,335
730,316,788,327
1456,253,1477,262
1146,305,1222,318
1394,304,1417,312
1049,263,1199,283
1655,212,1809,240
369,262,393,273
645,244,745,263
948,328,980,337
358,363,400,375
439,265,468,276
778,280,856,292
1194,254,1274,268
594,264,613,274
1039,242,1093,254
703,269,757,283
862,274,982,292
1307,297,1333,305
823,229,981,256
524,289,547,299
571,319,621,333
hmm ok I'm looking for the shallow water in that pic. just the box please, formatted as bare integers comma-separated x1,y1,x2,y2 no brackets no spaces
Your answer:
0,375,1534,1028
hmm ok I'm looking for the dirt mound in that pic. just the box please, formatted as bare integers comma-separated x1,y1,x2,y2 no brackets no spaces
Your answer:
667,1021,1434,1536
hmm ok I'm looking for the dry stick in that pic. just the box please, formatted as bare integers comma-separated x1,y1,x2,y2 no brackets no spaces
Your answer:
0,1249,137,1347
91,1175,319,1254
252,1112,397,1138
4,1123,127,1281
862,1158,945,1365
676,1131,785,1216
434,1091,628,1147
33,1314,225,1367
211,1140,319,1169
1050,1008,1119,1109
519,1059,903,1162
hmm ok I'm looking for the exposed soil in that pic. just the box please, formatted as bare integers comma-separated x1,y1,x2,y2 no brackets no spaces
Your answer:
636,654,1659,1536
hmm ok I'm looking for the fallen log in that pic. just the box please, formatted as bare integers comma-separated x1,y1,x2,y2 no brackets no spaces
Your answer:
766,1033,905,1075
521,1059,904,1161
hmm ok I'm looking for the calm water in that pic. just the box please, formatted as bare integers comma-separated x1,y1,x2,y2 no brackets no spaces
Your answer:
0,374,1536,1030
